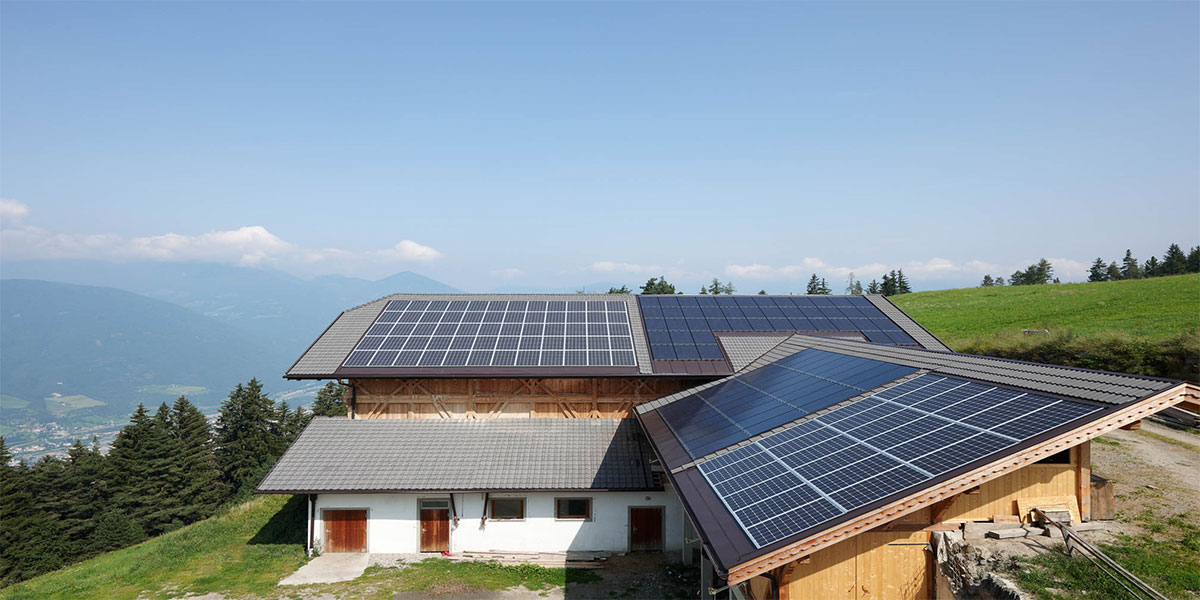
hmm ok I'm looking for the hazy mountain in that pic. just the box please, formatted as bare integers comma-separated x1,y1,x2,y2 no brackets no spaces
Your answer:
0,279,289,423
0,261,464,353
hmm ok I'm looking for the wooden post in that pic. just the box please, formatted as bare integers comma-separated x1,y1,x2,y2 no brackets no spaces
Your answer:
1077,441,1092,522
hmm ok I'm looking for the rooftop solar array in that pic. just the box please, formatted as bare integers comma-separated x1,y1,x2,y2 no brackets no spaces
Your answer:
657,350,917,460
343,299,637,368
695,373,1101,548
638,295,918,361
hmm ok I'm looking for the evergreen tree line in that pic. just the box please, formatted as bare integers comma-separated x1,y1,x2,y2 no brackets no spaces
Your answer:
0,379,347,585
1087,243,1200,283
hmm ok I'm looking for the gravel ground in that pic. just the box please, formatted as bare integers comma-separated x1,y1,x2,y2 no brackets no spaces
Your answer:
1091,419,1200,522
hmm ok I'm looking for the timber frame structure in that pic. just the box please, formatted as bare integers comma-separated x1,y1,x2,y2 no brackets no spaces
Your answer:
347,377,687,419
734,382,1198,585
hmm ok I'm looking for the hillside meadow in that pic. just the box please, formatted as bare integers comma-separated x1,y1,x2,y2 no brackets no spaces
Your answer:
892,274,1200,381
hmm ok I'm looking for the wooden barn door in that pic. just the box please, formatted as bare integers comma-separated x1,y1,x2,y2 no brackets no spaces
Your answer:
856,531,931,600
323,509,367,553
780,531,930,600
629,507,664,551
419,499,450,552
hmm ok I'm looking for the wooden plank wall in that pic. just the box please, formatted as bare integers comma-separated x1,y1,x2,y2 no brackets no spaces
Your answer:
938,444,1081,522
350,378,688,419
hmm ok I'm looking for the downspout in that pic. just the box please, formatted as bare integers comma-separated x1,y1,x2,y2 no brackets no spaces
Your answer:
349,382,358,419
449,493,460,527
307,494,316,557
480,492,489,527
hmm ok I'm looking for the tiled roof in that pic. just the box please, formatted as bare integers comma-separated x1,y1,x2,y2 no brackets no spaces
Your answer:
285,293,652,378
716,334,791,371
764,335,1175,404
286,293,949,379
257,417,658,493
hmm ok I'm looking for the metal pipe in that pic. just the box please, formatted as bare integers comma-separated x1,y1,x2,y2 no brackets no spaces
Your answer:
1035,508,1167,600
307,494,316,557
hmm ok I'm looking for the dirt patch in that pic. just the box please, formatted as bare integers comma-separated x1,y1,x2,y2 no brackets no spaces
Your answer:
1091,420,1200,523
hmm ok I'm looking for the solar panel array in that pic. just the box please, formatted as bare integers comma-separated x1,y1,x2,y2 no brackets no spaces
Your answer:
657,350,917,459
695,373,1101,548
638,295,918,361
343,299,637,368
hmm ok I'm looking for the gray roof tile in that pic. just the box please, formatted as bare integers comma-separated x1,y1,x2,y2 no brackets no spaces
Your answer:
257,417,658,493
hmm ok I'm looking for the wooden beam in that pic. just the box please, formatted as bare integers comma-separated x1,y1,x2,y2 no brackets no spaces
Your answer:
1077,440,1091,522
724,383,1195,584
1119,420,1141,431
868,522,959,533
930,495,958,524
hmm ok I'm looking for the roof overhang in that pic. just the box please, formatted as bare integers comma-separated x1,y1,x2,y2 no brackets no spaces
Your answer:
714,381,1197,583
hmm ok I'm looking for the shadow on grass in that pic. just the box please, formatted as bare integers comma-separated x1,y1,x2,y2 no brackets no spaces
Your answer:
248,494,307,545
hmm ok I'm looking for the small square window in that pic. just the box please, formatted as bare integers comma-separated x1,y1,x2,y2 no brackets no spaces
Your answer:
555,498,592,520
491,498,525,520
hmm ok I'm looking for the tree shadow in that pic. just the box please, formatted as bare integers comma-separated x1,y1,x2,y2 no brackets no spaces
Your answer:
249,494,308,545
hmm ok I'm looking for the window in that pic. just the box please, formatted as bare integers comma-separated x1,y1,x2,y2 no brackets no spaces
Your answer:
555,498,592,520
490,498,525,520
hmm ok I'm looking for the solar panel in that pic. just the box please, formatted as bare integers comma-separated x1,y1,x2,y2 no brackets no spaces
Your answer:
638,295,918,361
343,299,637,368
695,373,1101,549
657,350,918,460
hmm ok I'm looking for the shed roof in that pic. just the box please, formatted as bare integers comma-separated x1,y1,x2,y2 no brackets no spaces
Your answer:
635,336,1183,579
257,417,659,493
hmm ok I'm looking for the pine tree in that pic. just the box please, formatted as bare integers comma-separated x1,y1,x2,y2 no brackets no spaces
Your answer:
1121,249,1140,279
310,381,348,417
1188,246,1200,273
215,379,281,499
818,278,831,294
62,438,108,557
880,272,896,296
1088,258,1108,282
995,276,1005,286
806,274,822,294
980,275,994,287
89,510,146,554
639,277,677,294
757,289,766,295
845,273,863,295
1106,261,1121,281
1,451,71,582
108,404,186,536
1143,255,1160,277
895,270,912,294
170,396,226,521
1162,243,1188,275
866,279,880,294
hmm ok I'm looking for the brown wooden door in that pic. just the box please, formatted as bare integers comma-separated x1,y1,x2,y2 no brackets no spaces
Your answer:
629,507,664,552
420,508,449,552
323,509,366,553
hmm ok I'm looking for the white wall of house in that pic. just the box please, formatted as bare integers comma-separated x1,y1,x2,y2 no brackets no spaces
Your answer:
312,486,684,555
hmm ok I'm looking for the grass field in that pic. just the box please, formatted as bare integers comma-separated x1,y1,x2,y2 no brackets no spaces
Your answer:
0,496,609,600
0,395,28,410
891,274,1199,381
891,273,1199,347
41,395,105,417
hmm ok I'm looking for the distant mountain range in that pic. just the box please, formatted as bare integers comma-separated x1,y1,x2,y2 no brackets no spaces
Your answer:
0,261,466,454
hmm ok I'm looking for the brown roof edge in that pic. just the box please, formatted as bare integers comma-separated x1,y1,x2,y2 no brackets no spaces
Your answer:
723,382,1197,584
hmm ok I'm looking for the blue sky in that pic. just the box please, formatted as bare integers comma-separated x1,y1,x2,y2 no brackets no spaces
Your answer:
2,2,1197,292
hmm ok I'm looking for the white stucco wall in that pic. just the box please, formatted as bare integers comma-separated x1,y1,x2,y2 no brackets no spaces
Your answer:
313,486,684,554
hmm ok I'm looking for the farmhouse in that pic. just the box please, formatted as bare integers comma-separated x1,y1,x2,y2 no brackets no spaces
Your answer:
258,293,1197,599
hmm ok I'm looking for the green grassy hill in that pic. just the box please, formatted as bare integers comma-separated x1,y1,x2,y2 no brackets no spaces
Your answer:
892,274,1200,381
0,496,308,600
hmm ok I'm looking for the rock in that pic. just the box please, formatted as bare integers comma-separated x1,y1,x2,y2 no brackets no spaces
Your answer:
963,522,995,540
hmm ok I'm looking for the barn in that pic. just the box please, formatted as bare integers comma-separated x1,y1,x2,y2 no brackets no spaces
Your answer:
257,292,1196,598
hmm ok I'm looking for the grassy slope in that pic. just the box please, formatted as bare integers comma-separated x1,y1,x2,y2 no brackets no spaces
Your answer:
891,273,1200,348
0,496,608,600
0,495,308,600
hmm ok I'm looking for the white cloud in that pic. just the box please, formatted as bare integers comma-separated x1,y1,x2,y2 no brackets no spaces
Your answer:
0,199,29,224
725,258,887,280
489,267,523,279
591,261,664,274
0,201,442,277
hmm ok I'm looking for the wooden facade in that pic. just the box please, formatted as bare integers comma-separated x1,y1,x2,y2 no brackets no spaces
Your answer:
773,442,1090,600
346,377,688,419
